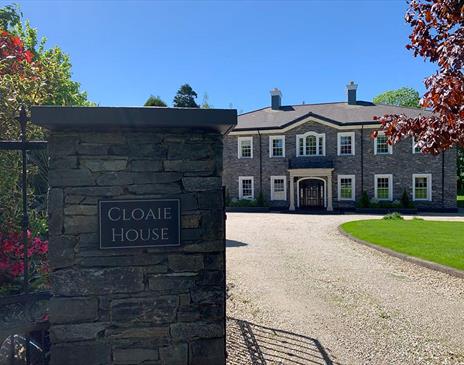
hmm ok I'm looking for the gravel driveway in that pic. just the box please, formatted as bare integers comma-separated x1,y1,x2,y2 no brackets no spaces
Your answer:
225,213,464,365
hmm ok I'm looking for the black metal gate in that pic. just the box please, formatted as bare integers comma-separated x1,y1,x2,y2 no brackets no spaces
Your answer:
0,107,49,365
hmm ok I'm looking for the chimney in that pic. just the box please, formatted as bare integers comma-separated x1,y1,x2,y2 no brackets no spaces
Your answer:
270,88,282,110
346,81,358,105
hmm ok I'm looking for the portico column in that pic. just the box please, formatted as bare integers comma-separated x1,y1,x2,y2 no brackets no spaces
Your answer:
327,173,333,211
289,174,295,211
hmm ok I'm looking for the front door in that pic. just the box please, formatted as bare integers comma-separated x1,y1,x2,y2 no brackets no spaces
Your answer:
299,179,325,209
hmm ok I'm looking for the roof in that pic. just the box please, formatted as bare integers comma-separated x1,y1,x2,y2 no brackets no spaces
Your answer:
31,106,237,135
236,101,431,131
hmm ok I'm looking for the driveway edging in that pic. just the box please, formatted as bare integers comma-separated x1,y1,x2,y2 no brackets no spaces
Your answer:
338,226,464,280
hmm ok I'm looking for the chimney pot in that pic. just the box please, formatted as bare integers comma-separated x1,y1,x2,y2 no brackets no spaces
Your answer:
270,88,282,110
346,81,358,105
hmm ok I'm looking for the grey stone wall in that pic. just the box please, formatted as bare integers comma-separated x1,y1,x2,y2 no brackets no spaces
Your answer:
223,120,457,210
48,129,225,365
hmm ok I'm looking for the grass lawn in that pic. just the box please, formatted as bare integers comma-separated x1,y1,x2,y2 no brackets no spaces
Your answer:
341,219,464,271
458,195,464,208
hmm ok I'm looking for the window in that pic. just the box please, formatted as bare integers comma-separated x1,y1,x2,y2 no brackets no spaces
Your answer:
374,174,393,200
412,137,421,154
374,132,392,155
413,174,432,201
239,176,254,199
269,136,285,157
238,137,253,158
271,176,287,201
337,132,355,156
337,175,355,201
296,132,325,156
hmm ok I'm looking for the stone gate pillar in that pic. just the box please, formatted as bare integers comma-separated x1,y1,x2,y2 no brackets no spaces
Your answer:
32,106,236,365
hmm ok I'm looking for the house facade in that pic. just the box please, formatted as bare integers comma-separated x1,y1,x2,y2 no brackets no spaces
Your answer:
223,83,457,211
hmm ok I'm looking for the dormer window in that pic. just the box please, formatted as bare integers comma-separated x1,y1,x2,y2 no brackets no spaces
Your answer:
296,132,325,156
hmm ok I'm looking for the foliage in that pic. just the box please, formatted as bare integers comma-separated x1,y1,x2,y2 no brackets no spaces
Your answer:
374,0,464,154
228,199,259,207
458,147,464,192
144,95,167,107
256,191,266,207
0,230,48,292
458,195,464,208
356,191,415,209
358,191,370,208
173,83,199,108
341,219,464,270
373,87,420,108
0,5,90,232
224,189,231,206
201,92,212,109
383,212,404,220
0,4,20,31
400,190,413,208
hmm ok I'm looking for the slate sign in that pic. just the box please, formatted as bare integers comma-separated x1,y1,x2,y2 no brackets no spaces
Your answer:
99,199,180,249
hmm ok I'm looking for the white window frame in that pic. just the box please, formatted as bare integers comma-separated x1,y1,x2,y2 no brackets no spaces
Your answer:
374,131,392,155
337,175,355,201
337,132,355,156
374,174,393,201
270,176,287,201
269,135,285,158
296,131,326,157
412,137,421,154
412,173,432,201
238,136,253,159
238,176,254,200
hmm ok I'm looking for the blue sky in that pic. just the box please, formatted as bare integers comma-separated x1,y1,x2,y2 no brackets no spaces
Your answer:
8,1,434,113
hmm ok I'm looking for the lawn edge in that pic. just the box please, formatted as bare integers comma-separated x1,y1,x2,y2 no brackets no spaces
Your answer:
338,224,464,279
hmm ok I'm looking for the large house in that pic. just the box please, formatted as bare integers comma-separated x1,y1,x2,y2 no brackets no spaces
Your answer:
223,83,457,211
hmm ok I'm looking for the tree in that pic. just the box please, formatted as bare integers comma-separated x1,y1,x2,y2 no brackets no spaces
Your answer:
0,5,91,231
144,95,167,107
201,92,212,109
0,4,21,30
374,0,464,155
173,84,199,108
373,87,420,108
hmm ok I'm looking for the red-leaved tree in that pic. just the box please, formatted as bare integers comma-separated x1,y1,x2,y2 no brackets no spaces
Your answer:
375,0,464,154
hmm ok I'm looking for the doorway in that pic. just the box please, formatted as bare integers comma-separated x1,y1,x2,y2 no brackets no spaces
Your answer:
299,178,325,209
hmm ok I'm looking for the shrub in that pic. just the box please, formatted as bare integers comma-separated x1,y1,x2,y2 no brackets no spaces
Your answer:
256,191,266,207
383,212,404,220
228,199,258,207
0,230,48,294
400,190,414,208
224,189,231,207
357,191,370,208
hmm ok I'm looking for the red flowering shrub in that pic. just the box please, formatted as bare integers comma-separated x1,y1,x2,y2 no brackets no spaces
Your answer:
0,230,48,291
0,30,34,76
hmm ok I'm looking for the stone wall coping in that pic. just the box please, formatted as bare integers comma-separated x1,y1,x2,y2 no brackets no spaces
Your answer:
31,106,237,134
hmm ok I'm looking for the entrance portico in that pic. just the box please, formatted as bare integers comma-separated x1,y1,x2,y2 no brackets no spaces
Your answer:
289,168,334,211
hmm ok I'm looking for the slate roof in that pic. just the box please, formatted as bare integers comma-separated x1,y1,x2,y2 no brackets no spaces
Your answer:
236,101,432,131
